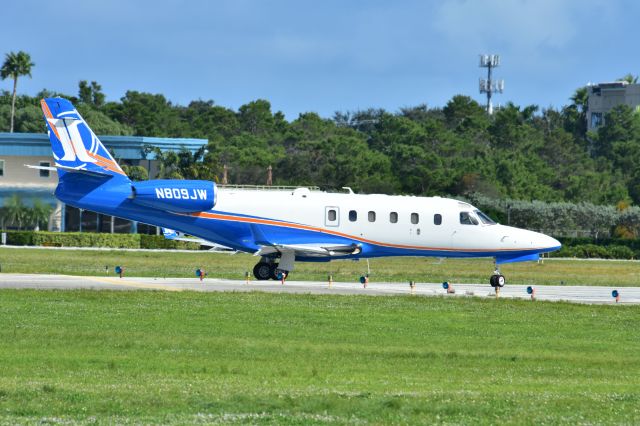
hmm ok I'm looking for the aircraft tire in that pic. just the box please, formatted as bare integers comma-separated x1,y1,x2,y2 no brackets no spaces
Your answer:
490,274,506,287
253,262,272,280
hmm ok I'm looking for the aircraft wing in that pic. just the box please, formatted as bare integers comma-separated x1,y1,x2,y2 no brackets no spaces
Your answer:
254,243,361,258
161,228,236,252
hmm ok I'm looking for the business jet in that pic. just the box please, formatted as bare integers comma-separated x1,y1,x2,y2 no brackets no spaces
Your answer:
35,98,560,287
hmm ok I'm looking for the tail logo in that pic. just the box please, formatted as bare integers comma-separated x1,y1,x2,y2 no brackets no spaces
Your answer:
47,115,96,163
41,98,125,176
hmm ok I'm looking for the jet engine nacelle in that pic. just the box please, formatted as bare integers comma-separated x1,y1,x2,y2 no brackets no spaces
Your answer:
131,180,216,213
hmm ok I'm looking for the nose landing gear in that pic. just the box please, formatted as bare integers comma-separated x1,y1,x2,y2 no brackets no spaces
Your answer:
490,273,505,287
489,261,505,288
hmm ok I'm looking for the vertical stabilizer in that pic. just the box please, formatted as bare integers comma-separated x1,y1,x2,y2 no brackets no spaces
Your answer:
40,98,129,179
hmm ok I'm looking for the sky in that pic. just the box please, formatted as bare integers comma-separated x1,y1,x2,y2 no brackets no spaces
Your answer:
2,0,640,119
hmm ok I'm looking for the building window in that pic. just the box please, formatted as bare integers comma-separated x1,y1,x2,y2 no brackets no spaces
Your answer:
368,211,376,222
389,212,398,223
434,214,442,225
0,159,4,177
39,161,50,178
349,210,357,222
590,112,603,129
411,213,419,224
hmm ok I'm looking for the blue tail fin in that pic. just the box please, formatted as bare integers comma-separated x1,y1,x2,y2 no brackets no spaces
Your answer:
40,98,129,179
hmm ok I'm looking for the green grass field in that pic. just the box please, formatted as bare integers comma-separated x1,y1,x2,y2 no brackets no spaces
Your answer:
0,290,638,424
0,246,638,286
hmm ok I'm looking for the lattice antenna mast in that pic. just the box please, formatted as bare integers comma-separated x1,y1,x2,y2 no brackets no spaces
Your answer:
479,54,504,114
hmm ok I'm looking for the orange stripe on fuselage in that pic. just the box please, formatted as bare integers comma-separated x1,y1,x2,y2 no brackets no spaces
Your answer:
187,211,543,253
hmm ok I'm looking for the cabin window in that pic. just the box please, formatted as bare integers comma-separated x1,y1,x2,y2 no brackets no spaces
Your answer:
39,161,50,178
325,206,340,227
349,210,357,222
389,212,398,223
0,159,4,176
368,211,376,222
411,213,419,224
434,214,442,225
460,211,479,225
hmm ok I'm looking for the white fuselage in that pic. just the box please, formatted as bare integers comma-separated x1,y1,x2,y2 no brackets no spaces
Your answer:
210,187,560,257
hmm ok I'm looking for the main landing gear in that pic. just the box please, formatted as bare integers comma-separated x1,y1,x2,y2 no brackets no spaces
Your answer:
252,257,290,281
489,261,506,288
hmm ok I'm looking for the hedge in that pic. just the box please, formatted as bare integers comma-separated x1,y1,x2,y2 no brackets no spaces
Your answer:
2,231,200,250
552,244,636,260
140,235,200,250
555,237,640,259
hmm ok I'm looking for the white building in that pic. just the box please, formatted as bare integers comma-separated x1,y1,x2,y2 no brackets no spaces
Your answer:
587,81,640,129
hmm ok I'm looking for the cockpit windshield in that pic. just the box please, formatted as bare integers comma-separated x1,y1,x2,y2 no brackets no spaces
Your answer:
474,210,496,225
459,211,479,225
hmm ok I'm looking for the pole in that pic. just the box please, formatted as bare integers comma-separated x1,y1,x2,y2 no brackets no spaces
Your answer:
487,61,493,114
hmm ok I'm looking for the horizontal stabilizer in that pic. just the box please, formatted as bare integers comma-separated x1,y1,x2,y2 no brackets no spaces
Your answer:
25,163,114,178
24,164,57,172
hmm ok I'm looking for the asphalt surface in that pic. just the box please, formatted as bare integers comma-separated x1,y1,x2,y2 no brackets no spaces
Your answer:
0,273,638,304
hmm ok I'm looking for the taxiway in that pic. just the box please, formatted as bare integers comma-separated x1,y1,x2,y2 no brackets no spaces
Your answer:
0,273,638,304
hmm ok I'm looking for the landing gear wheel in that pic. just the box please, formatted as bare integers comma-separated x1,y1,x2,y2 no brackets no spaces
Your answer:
490,274,506,288
253,262,272,280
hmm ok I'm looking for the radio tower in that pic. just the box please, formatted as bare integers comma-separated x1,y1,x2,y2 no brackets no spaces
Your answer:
479,54,504,114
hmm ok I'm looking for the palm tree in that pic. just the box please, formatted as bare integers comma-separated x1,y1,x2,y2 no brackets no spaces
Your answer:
3,194,27,229
28,199,53,231
570,86,589,114
1,51,35,132
617,74,639,84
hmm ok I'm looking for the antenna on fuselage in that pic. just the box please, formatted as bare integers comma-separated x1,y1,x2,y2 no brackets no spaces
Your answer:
341,187,354,194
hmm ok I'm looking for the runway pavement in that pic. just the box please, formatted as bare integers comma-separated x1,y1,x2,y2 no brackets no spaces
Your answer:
0,273,638,304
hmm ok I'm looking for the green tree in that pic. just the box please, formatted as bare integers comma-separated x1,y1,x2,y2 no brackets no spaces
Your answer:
78,80,106,108
443,95,489,134
1,51,34,132
594,104,640,158
121,165,149,181
617,74,638,84
563,86,589,140
105,91,185,137
151,145,216,180
2,194,28,229
27,199,53,231
76,104,133,135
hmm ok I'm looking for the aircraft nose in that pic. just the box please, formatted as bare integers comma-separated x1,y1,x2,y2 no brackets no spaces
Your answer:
535,233,561,252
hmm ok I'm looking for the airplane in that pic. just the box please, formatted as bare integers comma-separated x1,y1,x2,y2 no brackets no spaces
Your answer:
36,97,561,286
